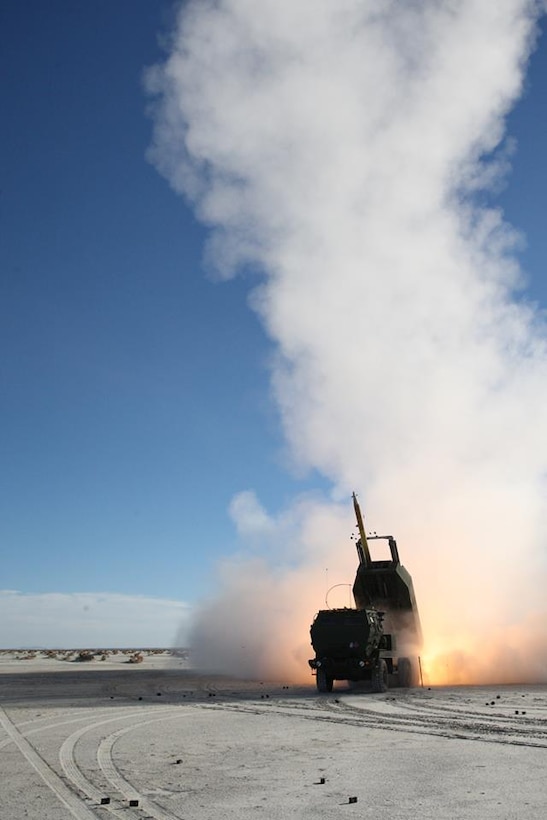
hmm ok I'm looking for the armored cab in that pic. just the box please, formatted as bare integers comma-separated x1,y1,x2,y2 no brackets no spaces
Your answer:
309,608,391,692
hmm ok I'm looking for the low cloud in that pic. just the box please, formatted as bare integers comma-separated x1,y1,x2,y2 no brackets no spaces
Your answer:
0,590,191,649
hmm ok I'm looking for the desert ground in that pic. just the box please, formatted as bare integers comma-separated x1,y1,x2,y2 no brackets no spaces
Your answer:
0,650,546,819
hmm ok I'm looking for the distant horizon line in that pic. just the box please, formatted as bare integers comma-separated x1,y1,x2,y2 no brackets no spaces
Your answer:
0,647,189,653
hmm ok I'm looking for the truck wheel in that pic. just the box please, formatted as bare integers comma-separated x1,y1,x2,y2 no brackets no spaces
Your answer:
316,668,334,693
371,659,388,693
398,657,412,688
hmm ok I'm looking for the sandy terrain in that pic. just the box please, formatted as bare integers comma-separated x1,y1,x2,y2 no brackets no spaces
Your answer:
0,651,546,819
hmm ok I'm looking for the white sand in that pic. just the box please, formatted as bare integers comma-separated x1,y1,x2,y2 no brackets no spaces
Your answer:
0,648,189,673
0,651,545,819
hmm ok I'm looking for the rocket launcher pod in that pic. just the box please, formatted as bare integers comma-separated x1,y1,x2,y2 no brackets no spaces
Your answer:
351,493,422,647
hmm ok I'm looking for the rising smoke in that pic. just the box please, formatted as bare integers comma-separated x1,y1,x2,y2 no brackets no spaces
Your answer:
149,1,547,685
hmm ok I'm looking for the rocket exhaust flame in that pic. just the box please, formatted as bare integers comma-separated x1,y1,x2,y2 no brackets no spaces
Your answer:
151,2,547,685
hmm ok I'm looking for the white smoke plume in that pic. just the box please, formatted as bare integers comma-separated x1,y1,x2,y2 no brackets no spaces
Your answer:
148,1,547,684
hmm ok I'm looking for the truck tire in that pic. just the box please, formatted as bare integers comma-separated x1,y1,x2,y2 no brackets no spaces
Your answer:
316,668,334,693
371,659,388,693
398,657,412,688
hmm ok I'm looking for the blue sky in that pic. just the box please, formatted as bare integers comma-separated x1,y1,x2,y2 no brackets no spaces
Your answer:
1,2,546,649
1,0,331,646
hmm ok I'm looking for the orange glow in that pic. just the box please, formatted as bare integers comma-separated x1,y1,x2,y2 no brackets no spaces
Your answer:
419,614,547,686
419,644,478,687
186,496,547,688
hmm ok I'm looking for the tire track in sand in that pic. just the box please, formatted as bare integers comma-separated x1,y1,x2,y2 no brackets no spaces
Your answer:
0,704,99,820
60,708,189,820
96,714,192,820
200,695,547,748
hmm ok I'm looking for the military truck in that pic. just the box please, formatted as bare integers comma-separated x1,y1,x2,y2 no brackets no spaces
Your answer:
309,607,393,692
309,494,422,692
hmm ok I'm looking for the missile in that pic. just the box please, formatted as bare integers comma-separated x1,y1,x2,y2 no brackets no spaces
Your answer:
352,492,372,566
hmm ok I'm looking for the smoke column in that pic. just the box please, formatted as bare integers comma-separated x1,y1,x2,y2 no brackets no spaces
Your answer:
148,1,547,684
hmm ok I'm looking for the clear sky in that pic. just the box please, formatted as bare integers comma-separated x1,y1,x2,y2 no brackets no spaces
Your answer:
1,2,546,652
1,0,330,647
